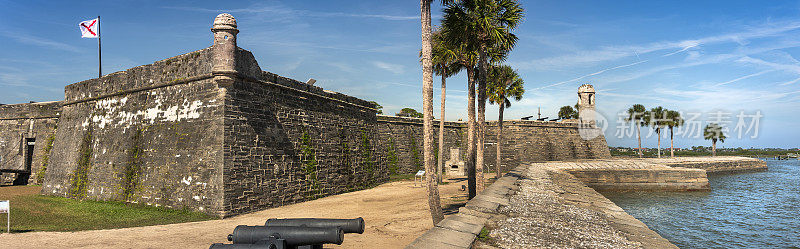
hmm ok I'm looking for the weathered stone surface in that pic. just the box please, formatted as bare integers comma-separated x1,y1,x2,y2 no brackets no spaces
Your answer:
42,47,225,214
0,101,61,185
377,116,613,175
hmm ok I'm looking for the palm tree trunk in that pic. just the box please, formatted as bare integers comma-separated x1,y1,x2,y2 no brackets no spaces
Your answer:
476,49,488,193
657,129,661,158
438,74,446,184
712,140,716,157
670,128,674,157
419,0,444,225
466,67,477,199
636,124,643,158
496,104,504,179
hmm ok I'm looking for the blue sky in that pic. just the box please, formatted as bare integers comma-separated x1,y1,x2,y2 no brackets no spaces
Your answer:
1,0,799,149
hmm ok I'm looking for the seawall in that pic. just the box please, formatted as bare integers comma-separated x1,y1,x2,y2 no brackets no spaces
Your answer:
641,156,768,173
406,157,766,248
406,163,678,248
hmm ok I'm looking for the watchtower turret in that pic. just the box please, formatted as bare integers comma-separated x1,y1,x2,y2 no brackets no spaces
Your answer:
211,13,238,86
577,84,596,123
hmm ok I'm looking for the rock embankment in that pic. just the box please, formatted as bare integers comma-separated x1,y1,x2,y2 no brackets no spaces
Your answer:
487,167,675,248
406,157,766,248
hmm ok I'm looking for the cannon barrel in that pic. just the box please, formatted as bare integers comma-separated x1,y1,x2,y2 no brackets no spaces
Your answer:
209,243,273,249
265,217,365,234
228,225,344,245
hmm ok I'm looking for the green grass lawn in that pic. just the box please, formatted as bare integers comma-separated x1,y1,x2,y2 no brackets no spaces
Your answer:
0,186,217,233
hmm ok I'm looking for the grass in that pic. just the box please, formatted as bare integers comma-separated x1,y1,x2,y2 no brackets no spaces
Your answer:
477,227,492,242
0,186,216,233
388,173,416,182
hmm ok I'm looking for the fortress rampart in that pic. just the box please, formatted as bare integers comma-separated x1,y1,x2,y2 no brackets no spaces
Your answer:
0,101,61,185
0,13,610,217
376,116,611,174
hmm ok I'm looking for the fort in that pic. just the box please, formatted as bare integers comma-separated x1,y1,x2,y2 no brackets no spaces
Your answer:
0,13,772,248
0,13,610,217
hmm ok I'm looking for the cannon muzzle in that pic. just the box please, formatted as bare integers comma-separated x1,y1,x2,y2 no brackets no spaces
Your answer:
228,225,344,245
265,217,365,234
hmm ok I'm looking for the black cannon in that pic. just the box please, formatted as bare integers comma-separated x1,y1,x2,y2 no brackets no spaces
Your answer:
227,225,343,245
265,217,365,234
209,243,273,249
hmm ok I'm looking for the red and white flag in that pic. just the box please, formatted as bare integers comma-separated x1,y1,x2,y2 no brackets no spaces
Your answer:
79,18,99,38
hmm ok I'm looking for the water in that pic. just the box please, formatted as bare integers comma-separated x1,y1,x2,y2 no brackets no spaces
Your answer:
602,160,800,249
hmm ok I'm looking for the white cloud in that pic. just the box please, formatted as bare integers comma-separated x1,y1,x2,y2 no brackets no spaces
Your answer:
714,69,776,86
517,20,800,71
373,61,405,74
0,31,81,52
164,4,418,21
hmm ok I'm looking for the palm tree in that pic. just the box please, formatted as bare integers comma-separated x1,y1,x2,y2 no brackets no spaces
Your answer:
442,0,524,193
646,106,667,158
419,0,445,225
625,104,646,157
558,105,578,119
666,110,683,157
430,29,461,184
487,65,524,179
704,123,726,156
437,24,479,199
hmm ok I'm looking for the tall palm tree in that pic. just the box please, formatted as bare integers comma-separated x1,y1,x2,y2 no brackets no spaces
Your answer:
666,110,683,157
436,23,479,198
487,65,524,179
704,123,726,156
442,0,524,193
419,0,445,225
430,29,461,184
625,104,646,158
646,106,667,158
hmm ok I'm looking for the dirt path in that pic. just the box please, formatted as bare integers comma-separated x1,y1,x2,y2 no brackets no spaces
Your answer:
0,179,469,249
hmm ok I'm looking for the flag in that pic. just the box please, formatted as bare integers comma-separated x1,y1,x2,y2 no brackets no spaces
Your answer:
79,18,99,38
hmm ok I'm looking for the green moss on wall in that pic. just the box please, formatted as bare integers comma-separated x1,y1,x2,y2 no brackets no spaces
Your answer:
300,130,321,197
119,128,144,201
359,129,375,175
386,138,399,175
408,128,422,171
69,126,93,199
36,132,56,184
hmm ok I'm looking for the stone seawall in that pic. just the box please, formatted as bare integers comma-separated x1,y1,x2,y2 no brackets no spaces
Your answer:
406,157,767,248
0,101,61,185
642,156,768,173
567,168,710,191
406,163,677,248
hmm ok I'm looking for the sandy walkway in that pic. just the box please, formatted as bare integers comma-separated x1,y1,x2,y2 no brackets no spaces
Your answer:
0,179,469,249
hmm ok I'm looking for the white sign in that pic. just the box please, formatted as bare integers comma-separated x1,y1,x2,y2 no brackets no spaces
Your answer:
0,200,8,213
415,170,425,177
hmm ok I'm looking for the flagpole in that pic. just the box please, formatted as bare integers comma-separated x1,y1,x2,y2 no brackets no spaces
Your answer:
98,15,101,78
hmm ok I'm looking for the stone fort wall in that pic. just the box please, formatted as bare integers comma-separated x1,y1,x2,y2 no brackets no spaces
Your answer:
376,116,611,175
221,50,384,215
41,47,228,215
0,101,61,185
